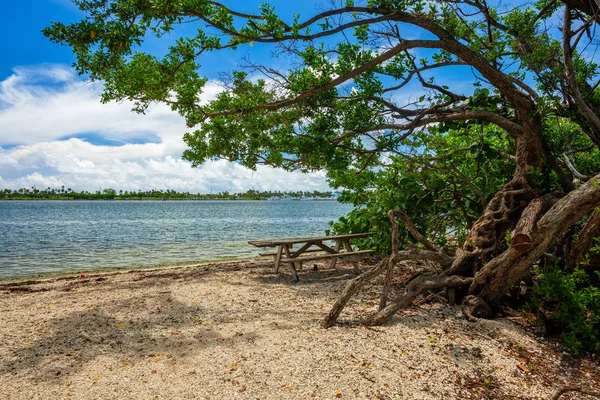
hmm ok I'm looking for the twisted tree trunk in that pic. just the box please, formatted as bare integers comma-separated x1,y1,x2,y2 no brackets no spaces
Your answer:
446,121,543,293
470,175,600,303
325,175,600,327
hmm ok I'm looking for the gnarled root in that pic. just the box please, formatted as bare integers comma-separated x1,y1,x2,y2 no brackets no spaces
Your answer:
461,295,492,322
471,175,600,304
366,274,473,326
324,174,600,328
465,176,537,254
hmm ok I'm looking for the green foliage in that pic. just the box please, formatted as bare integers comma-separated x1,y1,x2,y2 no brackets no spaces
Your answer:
330,122,516,251
531,261,600,352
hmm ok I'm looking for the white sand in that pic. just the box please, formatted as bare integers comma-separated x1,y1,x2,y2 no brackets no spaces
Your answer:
0,260,598,399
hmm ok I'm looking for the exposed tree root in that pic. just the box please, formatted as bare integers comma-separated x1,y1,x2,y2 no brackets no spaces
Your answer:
324,174,600,328
461,295,492,322
366,275,473,326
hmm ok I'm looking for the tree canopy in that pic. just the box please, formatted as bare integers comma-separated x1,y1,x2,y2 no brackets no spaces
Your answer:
44,0,600,349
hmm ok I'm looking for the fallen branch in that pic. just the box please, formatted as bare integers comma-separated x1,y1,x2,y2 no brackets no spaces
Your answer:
322,257,390,328
322,248,453,328
549,386,600,400
366,274,473,326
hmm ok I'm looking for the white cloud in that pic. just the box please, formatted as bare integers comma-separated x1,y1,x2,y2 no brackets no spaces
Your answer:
0,64,204,146
0,64,330,193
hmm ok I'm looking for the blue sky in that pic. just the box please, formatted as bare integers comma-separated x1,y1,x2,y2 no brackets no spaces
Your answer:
0,0,340,193
0,0,476,193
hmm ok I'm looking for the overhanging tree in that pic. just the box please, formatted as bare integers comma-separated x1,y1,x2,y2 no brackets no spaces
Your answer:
44,0,600,327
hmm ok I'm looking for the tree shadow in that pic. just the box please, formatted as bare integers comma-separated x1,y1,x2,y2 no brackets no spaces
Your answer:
254,260,365,286
0,289,255,383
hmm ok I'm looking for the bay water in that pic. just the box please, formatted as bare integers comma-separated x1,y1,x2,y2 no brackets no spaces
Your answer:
0,200,352,278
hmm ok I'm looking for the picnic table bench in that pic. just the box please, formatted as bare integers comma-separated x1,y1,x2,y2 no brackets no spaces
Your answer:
248,233,375,281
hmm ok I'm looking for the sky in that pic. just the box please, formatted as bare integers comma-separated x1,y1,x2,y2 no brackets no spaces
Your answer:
0,0,336,193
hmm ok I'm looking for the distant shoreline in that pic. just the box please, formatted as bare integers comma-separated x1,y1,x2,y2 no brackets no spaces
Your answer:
1,189,338,201
0,198,339,201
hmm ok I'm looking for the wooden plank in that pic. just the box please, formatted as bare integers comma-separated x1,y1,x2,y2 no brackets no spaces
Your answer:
259,248,322,257
279,250,375,263
283,244,299,282
329,240,342,269
343,239,360,273
291,242,315,258
274,245,284,274
248,232,374,247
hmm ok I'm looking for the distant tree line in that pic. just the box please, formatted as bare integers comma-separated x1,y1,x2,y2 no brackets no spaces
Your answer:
0,186,335,201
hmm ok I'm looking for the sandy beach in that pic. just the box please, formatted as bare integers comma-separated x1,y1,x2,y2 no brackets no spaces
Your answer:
0,259,598,399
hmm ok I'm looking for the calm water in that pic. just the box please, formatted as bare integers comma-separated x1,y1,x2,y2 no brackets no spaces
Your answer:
0,200,352,278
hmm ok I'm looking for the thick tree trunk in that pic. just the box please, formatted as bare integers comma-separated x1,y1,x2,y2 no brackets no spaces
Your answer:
511,194,559,251
448,121,543,278
470,174,600,304
324,175,600,327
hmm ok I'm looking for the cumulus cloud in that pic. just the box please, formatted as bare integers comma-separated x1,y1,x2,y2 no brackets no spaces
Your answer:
0,64,220,146
0,64,330,193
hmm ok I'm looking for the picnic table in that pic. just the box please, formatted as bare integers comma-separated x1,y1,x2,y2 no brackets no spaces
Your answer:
248,232,375,281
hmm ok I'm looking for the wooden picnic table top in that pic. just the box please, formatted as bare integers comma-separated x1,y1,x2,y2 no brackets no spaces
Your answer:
247,232,373,248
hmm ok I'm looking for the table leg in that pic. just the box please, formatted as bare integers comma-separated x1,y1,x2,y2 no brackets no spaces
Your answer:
291,242,314,269
283,244,299,282
343,239,361,273
274,245,284,273
328,240,342,269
